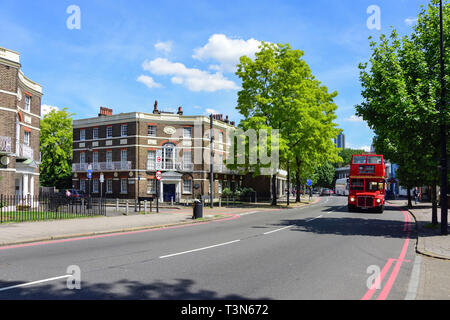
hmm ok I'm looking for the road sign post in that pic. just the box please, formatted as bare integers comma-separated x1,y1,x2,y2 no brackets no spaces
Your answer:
156,171,162,213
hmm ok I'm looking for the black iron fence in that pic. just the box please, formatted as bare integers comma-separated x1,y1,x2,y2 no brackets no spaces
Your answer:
0,194,106,224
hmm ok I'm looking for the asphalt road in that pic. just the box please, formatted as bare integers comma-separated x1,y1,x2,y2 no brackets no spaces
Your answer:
0,196,416,300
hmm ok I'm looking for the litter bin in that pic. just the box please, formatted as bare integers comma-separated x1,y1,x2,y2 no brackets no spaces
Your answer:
193,199,203,219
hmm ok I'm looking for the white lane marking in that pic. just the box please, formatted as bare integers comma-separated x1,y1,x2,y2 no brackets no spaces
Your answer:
0,275,71,292
263,225,294,235
404,255,422,300
305,215,323,222
159,240,241,259
239,211,260,216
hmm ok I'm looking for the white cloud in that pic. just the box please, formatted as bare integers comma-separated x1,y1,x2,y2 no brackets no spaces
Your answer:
344,115,365,123
205,108,220,115
193,34,262,73
405,17,418,26
142,58,239,92
41,104,59,117
137,75,163,89
154,41,173,54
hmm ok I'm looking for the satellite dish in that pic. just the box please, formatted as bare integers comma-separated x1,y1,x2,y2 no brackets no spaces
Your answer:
1,156,10,166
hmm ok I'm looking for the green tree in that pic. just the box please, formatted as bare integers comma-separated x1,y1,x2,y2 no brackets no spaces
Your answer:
235,42,341,205
356,0,449,215
40,108,74,190
313,162,336,189
336,148,366,167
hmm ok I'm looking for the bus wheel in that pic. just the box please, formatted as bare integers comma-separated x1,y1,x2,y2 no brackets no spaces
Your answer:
348,205,355,213
376,206,384,214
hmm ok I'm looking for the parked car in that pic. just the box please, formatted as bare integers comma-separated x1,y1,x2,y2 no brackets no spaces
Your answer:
59,189,87,201
320,188,334,196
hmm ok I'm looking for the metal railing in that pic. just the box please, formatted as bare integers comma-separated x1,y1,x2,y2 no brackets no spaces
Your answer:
0,194,106,224
72,161,132,172
16,143,34,159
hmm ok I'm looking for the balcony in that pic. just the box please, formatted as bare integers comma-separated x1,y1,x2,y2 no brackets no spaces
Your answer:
16,143,34,160
0,136,12,154
72,161,132,172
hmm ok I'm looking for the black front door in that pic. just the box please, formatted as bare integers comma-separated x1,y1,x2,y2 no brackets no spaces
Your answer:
163,184,176,202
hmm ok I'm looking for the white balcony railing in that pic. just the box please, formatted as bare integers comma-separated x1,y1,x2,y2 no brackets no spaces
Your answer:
0,136,12,154
16,143,34,160
72,161,132,172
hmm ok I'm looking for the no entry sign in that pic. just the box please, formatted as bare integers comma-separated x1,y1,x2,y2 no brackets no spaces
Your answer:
156,171,162,181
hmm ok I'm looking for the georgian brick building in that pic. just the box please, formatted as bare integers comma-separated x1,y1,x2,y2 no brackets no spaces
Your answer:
72,104,249,202
0,47,42,197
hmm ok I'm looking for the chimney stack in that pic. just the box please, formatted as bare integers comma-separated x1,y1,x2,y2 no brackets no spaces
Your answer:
224,115,229,124
153,100,160,114
99,107,113,117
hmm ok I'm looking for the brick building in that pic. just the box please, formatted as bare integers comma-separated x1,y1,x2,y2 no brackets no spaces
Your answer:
0,47,42,197
72,104,287,203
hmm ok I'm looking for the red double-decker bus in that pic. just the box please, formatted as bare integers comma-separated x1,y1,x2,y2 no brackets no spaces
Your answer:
348,154,386,213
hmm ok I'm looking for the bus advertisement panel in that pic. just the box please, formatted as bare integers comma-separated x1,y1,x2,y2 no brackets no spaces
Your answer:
348,154,386,213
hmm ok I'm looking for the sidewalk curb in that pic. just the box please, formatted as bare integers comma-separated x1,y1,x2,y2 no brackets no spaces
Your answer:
403,205,450,261
0,214,230,249
0,199,322,249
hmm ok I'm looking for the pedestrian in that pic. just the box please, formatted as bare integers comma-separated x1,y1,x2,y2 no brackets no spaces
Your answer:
309,188,312,201
413,188,418,205
65,189,71,197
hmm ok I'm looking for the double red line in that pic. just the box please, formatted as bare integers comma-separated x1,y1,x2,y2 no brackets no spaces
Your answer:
362,207,412,300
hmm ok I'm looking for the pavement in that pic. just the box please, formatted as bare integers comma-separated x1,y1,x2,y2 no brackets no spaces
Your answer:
386,199,450,260
386,199,450,300
0,199,316,248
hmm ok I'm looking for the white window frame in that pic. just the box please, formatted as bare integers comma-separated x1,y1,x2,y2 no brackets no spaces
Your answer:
107,126,113,138
183,180,192,194
183,127,192,139
121,150,128,163
24,95,31,112
80,129,86,141
147,179,156,194
121,124,128,137
24,131,30,146
93,128,99,139
80,180,86,192
148,125,157,137
106,179,113,194
147,150,156,171
80,152,86,164
92,179,99,193
120,179,128,194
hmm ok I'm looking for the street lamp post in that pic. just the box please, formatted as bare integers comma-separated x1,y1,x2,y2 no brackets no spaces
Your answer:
439,0,448,235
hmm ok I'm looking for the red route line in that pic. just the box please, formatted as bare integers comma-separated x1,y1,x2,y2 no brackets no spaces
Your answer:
361,206,412,300
0,213,241,251
0,199,323,251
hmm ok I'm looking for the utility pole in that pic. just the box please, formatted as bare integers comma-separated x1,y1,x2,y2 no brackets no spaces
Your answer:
210,114,214,208
439,0,448,235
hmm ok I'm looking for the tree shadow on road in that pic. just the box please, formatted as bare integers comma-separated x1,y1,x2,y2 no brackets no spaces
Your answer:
0,278,270,300
272,210,414,240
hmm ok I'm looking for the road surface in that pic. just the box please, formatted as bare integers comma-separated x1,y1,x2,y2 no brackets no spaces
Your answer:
0,196,416,300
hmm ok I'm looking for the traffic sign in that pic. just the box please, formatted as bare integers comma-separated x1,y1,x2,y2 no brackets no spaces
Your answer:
307,179,312,187
156,171,162,181
88,170,93,179
100,174,104,183
156,150,162,170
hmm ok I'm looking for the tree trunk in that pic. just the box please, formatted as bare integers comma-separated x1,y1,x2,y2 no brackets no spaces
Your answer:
271,174,277,206
287,163,290,206
295,156,301,203
407,188,412,208
431,182,438,225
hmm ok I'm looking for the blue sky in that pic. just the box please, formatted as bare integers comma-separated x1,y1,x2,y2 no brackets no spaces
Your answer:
0,0,428,150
